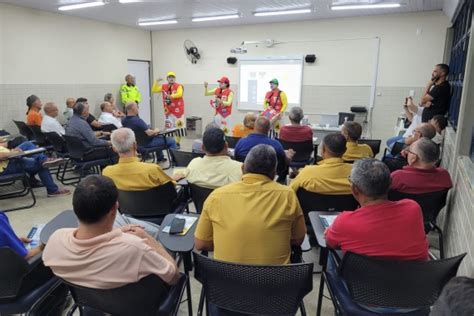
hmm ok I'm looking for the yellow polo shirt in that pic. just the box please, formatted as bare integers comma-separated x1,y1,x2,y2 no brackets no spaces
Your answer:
0,146,10,173
290,158,353,194
343,142,373,161
184,155,242,189
102,157,173,191
195,173,306,265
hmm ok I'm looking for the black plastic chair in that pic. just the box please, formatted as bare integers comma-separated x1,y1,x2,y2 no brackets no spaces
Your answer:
64,273,187,316
170,149,204,167
358,138,381,156
13,121,35,141
225,136,241,149
0,248,62,315
338,112,355,125
63,135,112,183
384,141,406,157
389,189,449,258
0,159,36,212
101,124,117,133
193,252,313,316
43,132,81,185
134,129,172,169
118,181,186,225
322,252,466,315
278,139,315,169
189,183,214,214
382,155,408,172
28,125,51,147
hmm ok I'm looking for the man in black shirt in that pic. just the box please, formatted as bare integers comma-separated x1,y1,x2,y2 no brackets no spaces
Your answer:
421,64,451,122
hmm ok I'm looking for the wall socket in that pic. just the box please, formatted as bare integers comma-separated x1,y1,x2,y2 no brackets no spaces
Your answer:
409,89,415,97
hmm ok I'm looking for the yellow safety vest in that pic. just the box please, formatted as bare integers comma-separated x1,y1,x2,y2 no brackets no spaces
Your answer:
120,84,141,104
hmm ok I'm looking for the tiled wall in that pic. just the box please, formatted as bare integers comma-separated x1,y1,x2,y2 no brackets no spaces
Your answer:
440,127,474,277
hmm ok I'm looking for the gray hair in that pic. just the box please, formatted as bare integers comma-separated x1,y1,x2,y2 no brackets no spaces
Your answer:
111,128,136,154
243,144,277,179
351,158,391,198
73,102,88,116
413,137,440,164
289,107,304,123
204,122,220,131
104,93,113,102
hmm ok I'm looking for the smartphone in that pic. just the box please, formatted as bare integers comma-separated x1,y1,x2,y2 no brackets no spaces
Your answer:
169,218,185,234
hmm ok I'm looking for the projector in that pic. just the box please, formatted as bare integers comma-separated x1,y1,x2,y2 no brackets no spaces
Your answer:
230,47,247,54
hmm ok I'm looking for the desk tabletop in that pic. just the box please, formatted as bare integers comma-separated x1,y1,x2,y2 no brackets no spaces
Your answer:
158,213,199,253
310,124,342,132
308,211,340,249
40,210,78,244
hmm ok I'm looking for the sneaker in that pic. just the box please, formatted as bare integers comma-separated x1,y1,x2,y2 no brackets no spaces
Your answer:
48,189,71,197
42,157,64,168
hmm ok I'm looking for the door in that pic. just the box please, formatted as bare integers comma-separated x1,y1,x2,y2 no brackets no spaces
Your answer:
127,60,152,125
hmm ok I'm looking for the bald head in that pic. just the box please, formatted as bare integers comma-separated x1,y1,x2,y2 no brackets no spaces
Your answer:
111,128,136,155
100,102,113,113
125,102,138,116
66,98,76,108
44,102,59,117
254,117,271,135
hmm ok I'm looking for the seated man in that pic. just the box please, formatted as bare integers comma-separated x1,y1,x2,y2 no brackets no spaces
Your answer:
391,138,452,194
290,133,352,195
341,121,373,161
76,97,102,130
429,115,447,145
104,93,125,118
63,98,75,123
26,95,43,127
98,101,123,128
0,140,70,197
175,127,242,189
103,128,174,191
431,277,474,316
232,113,256,138
192,122,220,154
386,123,437,158
325,158,428,261
386,96,426,147
41,102,65,135
279,106,313,142
122,102,177,161
65,102,117,162
195,144,306,264
43,175,179,289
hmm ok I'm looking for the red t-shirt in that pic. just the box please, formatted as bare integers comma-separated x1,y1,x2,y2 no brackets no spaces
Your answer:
391,166,452,194
326,199,428,261
279,125,313,142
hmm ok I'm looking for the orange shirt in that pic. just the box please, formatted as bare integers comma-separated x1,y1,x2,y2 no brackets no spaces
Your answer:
232,124,253,138
26,109,42,126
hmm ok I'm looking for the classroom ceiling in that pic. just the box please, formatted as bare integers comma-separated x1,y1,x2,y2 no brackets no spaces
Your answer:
0,0,446,31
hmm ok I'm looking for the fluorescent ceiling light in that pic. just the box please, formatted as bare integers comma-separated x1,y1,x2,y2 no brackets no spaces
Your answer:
331,3,401,10
138,19,178,26
254,8,312,17
192,14,240,22
58,1,105,11
119,0,141,3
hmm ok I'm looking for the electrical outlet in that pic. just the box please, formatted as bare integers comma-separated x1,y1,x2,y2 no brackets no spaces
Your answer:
409,90,415,97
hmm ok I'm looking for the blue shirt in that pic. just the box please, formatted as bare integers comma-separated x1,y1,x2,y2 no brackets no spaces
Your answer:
0,212,27,258
122,116,151,146
234,133,286,159
66,115,108,150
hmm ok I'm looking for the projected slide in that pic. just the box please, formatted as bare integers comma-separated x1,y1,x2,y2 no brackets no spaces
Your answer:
238,56,303,111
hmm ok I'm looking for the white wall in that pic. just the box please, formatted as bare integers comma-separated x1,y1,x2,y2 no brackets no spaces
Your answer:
151,11,450,143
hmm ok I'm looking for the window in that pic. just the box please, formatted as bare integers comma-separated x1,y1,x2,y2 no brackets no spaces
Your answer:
447,0,473,129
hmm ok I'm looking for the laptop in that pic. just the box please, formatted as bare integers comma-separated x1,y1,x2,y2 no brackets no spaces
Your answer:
319,114,339,127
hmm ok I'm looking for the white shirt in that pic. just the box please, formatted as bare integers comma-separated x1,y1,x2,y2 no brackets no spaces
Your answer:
403,106,424,138
98,112,122,128
41,115,65,135
432,132,444,145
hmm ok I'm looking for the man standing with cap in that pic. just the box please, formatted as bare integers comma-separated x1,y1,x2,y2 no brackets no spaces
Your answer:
263,78,288,134
152,72,185,146
121,74,141,105
204,76,234,135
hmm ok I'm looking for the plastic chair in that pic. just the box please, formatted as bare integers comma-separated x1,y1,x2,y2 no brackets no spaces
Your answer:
193,252,313,316
13,121,35,141
278,139,315,169
321,252,466,316
43,132,81,185
118,182,186,225
27,126,51,147
382,155,408,172
389,189,449,258
189,183,213,214
225,136,241,149
384,141,406,157
0,248,62,315
170,149,204,167
134,129,172,169
358,138,382,156
0,159,36,212
64,273,187,316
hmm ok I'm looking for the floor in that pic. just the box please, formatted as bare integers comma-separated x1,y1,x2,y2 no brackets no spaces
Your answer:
1,136,337,315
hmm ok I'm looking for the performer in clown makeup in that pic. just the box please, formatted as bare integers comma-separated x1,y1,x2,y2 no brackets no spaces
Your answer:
262,78,288,134
204,76,234,135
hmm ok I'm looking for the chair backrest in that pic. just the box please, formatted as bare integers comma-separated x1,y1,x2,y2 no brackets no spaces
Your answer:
338,112,356,126
278,139,314,162
193,252,313,315
391,141,406,156
28,125,49,146
382,156,408,172
225,136,241,149
189,183,214,214
358,139,382,156
340,252,466,309
296,189,358,223
170,149,203,167
131,127,152,147
13,120,34,141
44,132,67,153
101,124,117,133
0,247,30,299
63,274,168,316
388,189,449,232
118,182,177,217
63,135,87,160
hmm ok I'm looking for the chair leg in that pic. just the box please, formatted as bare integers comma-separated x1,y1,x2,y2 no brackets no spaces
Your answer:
299,301,307,316
316,273,325,316
197,288,205,316
438,230,444,259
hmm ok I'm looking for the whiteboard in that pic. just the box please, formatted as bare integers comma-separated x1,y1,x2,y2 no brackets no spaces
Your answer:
238,55,303,111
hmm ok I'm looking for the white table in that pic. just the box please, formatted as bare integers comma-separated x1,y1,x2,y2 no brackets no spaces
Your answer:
310,125,342,142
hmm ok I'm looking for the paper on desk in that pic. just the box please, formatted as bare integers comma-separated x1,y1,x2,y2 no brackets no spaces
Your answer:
25,224,45,249
172,167,187,177
162,215,198,236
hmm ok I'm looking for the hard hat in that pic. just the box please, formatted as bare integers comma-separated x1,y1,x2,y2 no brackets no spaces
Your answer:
269,78,279,85
167,71,176,78
217,76,230,84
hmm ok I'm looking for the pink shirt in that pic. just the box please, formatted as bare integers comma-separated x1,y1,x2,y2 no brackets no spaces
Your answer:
43,228,176,289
